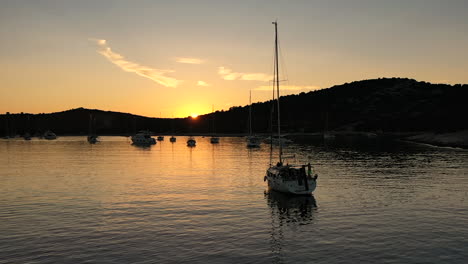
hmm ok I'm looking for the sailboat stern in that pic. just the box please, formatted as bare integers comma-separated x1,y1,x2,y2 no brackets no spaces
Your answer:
266,165,317,195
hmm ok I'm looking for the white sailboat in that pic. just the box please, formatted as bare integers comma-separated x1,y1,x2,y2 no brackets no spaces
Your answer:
247,90,261,148
265,21,318,195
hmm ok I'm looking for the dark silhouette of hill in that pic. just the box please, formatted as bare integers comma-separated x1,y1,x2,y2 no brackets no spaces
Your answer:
1,78,467,137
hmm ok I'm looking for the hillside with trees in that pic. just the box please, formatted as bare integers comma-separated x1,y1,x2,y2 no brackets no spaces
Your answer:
2,78,467,138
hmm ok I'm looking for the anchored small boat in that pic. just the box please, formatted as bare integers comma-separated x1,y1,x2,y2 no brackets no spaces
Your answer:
187,137,196,147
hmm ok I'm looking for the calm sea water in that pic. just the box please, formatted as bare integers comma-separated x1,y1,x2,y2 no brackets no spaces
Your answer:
1,136,467,264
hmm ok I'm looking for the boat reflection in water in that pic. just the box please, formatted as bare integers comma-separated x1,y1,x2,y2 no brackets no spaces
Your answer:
265,191,317,263
265,190,317,224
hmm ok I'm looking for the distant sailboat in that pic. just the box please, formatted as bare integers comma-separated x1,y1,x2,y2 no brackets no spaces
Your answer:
169,115,177,142
187,137,196,147
87,113,98,144
24,115,31,140
210,105,220,144
3,112,10,139
323,111,335,140
265,21,318,195
247,90,261,148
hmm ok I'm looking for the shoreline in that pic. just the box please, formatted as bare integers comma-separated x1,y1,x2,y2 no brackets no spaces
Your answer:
400,130,468,150
4,131,467,149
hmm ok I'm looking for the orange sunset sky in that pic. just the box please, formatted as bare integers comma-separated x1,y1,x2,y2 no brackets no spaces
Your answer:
1,0,467,117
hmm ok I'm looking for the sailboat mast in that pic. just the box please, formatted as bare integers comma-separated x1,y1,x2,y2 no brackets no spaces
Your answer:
273,21,282,164
249,90,252,136
89,113,93,136
212,104,216,135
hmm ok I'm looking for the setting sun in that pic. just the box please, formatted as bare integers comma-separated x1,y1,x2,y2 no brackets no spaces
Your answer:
191,113,199,119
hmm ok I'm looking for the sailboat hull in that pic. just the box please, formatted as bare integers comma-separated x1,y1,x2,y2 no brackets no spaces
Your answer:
266,167,317,195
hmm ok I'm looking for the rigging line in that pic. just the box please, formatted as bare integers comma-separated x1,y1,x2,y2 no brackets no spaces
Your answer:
277,36,289,88
269,59,275,167
269,22,278,167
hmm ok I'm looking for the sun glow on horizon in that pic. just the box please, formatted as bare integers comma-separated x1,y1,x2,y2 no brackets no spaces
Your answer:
190,113,199,119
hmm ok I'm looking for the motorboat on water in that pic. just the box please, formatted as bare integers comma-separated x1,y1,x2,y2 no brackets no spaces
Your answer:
157,136,164,141
265,21,318,195
43,130,57,140
131,130,156,145
170,136,176,142
210,137,220,144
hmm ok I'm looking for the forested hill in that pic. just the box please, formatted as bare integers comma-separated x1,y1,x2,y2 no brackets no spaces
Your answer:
203,78,467,134
1,78,467,136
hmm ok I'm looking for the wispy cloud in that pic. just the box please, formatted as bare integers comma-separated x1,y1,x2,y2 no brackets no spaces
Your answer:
175,57,204,64
92,39,182,88
218,67,272,82
197,81,211,86
254,85,321,91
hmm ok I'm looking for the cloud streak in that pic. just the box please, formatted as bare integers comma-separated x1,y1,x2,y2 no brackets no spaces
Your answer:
197,81,210,86
254,85,321,91
218,67,272,82
175,57,204,64
92,39,182,88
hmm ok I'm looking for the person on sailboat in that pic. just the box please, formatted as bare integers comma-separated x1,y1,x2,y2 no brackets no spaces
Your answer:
307,163,318,180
